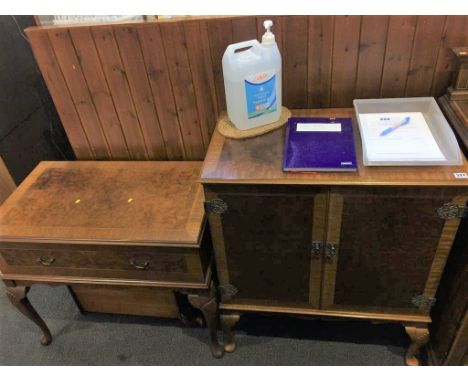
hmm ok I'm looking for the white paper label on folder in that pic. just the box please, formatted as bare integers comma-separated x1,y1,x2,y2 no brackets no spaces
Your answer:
296,123,342,132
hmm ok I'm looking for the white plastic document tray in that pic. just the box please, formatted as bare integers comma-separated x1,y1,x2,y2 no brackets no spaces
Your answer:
353,97,462,166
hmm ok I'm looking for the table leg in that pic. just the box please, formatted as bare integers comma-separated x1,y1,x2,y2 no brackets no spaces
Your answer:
220,313,240,353
188,283,224,359
5,283,52,346
404,325,429,366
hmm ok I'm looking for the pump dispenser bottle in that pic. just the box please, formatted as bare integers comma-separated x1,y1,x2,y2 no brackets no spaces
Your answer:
222,20,282,130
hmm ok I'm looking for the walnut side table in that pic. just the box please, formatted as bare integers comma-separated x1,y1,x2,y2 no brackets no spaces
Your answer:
0,161,224,358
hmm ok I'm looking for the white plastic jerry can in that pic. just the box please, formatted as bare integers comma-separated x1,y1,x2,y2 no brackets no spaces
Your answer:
222,20,282,130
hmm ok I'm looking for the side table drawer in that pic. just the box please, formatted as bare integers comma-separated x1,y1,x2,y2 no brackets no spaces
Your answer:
0,243,209,284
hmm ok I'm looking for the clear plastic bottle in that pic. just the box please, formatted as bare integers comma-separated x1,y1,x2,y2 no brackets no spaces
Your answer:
222,20,282,130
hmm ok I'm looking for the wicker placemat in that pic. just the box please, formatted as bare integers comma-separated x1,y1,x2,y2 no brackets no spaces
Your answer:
216,107,291,139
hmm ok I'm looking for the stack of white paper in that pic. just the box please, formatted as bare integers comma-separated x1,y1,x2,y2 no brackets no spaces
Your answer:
358,112,446,162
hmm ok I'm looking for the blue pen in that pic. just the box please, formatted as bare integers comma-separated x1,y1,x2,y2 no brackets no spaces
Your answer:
379,116,411,136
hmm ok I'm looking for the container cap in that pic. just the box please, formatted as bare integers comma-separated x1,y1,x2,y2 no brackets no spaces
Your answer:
262,20,275,45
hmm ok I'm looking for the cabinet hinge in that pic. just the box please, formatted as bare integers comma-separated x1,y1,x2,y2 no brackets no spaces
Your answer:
218,284,238,298
411,295,436,309
437,203,468,219
204,199,228,214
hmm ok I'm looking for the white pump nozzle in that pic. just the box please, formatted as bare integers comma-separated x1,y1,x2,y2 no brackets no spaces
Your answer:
262,20,275,45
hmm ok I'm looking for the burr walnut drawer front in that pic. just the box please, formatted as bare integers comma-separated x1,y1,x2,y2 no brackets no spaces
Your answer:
0,244,207,283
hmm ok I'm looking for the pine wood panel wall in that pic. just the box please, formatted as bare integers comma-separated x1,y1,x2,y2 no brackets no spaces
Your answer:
25,16,468,160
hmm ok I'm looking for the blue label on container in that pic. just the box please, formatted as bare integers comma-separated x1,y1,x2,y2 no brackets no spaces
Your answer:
245,70,277,119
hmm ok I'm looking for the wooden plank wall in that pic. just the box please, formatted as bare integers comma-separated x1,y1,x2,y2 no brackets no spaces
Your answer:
25,15,468,161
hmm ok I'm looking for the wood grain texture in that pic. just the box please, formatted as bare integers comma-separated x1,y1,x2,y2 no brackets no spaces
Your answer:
423,195,468,298
207,18,233,114
380,16,417,98
355,16,389,99
429,205,468,365
0,161,205,245
91,27,148,160
203,188,230,292
0,157,15,204
137,24,185,160
184,20,219,146
0,243,206,284
331,16,361,107
320,193,343,308
220,302,430,323
200,108,468,186
307,16,334,108
231,17,258,43
48,29,111,158
113,25,166,160
205,185,322,304
328,187,461,313
71,285,179,318
283,16,309,108
160,22,205,160
25,29,93,159
26,16,468,160
431,16,468,97
68,28,130,159
406,16,446,97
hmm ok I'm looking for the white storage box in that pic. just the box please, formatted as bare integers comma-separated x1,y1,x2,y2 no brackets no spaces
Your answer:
353,97,462,166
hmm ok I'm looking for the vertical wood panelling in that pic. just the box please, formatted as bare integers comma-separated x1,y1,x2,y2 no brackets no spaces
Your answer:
113,26,167,160
137,24,185,160
283,16,309,108
92,26,148,160
405,16,446,97
380,16,417,98
355,16,389,99
307,16,334,108
431,16,468,97
26,29,93,159
232,17,258,42
26,16,468,161
48,29,111,158
207,19,233,113
184,20,219,146
331,16,362,107
69,28,130,159
160,22,205,160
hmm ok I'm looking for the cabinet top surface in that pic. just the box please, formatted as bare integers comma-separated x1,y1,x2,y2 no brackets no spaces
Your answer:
200,108,468,186
0,161,205,246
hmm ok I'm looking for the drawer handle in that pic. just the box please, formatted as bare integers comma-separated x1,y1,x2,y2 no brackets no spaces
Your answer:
131,259,149,270
38,256,55,266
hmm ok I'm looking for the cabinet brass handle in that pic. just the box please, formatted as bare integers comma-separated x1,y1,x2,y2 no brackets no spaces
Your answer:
311,241,323,257
38,256,55,266
325,243,338,263
131,259,149,270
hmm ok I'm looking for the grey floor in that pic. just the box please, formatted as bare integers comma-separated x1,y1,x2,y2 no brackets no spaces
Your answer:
0,285,407,365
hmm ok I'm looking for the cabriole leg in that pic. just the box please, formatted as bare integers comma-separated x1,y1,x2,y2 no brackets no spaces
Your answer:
404,325,429,366
188,283,224,359
5,283,52,346
220,313,240,353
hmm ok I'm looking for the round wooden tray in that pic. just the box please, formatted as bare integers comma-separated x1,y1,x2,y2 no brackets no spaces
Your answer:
216,107,291,139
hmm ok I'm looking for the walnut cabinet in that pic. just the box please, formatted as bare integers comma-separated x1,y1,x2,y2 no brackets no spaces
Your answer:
205,185,466,316
200,108,468,365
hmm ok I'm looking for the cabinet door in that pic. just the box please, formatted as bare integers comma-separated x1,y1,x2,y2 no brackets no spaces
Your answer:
205,185,327,308
321,186,467,315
